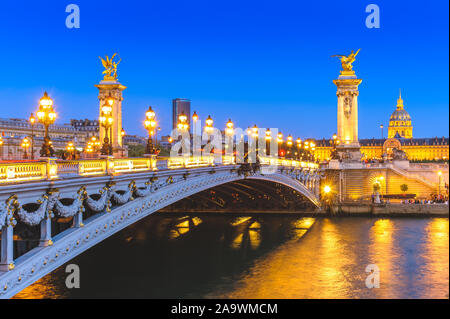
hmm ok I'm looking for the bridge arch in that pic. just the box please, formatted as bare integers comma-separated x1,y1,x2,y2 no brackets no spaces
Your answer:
0,166,321,298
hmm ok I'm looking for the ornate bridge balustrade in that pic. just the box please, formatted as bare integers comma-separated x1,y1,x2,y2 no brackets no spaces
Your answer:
0,156,321,298
0,157,157,184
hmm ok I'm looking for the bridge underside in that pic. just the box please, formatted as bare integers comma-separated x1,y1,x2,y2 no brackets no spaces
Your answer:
161,179,316,213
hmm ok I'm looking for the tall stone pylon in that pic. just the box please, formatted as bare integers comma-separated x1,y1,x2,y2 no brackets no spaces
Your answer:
95,54,126,152
331,49,362,162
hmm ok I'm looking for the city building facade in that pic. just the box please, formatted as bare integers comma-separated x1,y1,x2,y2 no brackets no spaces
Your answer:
172,98,190,130
311,94,449,162
0,117,96,160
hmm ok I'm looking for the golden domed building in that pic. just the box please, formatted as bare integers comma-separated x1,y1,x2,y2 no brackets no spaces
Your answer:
388,91,413,139
311,92,449,162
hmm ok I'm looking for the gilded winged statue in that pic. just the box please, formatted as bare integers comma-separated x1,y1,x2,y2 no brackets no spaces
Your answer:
99,53,121,80
331,49,360,71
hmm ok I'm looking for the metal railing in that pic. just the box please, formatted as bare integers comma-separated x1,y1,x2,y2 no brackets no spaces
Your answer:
259,155,319,169
0,155,318,184
0,161,48,184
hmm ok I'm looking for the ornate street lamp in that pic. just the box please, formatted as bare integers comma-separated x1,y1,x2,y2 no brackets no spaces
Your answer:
251,125,258,139
251,125,259,156
204,115,213,134
21,137,30,160
29,113,36,160
36,92,56,157
224,119,234,155
265,128,271,155
296,138,302,160
121,128,126,157
99,95,114,155
192,111,199,133
286,134,293,157
0,136,3,161
66,141,76,159
277,131,284,157
225,119,234,136
144,106,158,154
192,111,199,123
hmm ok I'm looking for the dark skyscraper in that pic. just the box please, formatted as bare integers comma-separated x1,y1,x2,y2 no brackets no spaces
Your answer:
172,98,191,130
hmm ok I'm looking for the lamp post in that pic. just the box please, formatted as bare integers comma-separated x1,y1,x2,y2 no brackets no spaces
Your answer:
277,131,283,157
144,106,157,154
286,135,293,158
192,111,199,134
66,141,75,159
380,124,384,139
224,119,234,157
296,138,302,160
21,137,30,160
310,141,316,161
265,129,271,156
29,113,36,160
251,124,259,157
176,112,190,155
99,96,114,156
438,171,442,196
121,128,125,157
0,136,3,161
204,115,213,134
36,92,56,157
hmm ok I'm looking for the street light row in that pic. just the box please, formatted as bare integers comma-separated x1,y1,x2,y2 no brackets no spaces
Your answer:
6,92,319,160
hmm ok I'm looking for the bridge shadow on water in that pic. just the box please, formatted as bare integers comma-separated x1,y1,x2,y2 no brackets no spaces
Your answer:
13,211,317,299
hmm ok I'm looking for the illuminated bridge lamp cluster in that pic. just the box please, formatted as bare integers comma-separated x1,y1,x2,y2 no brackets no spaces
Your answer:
225,119,234,136
36,92,57,157
204,115,213,134
144,106,158,154
21,137,30,159
99,95,114,155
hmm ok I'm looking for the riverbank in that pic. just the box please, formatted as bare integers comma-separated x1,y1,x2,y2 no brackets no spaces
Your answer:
159,203,449,217
330,202,449,217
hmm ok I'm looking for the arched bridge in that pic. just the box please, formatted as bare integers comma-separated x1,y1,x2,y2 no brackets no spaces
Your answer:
0,155,322,298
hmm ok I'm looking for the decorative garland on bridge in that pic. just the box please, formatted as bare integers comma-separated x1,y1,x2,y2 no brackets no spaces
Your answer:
53,187,87,218
16,193,57,226
111,181,136,204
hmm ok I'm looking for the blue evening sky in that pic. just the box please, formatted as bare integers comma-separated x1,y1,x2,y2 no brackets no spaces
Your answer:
0,0,448,139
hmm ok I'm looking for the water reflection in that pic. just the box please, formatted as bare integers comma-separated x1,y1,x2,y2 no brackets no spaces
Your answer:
13,215,449,299
368,219,395,298
421,218,449,299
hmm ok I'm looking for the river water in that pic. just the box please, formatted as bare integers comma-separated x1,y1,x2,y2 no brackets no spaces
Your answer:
14,214,449,299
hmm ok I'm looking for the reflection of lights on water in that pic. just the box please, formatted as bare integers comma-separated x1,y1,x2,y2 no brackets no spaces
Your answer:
249,230,261,249
231,233,244,249
169,217,203,239
372,219,393,244
13,274,65,299
176,220,189,228
231,216,252,226
292,218,315,229
428,218,449,240
192,217,202,226
249,221,261,229
292,229,308,240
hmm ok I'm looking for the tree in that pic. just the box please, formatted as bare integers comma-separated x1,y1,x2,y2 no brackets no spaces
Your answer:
400,184,408,194
127,144,146,157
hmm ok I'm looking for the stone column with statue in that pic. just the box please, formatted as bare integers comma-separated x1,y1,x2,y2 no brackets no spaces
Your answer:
331,49,363,165
95,54,127,157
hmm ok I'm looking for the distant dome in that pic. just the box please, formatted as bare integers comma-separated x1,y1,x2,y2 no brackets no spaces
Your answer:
390,108,411,122
387,90,413,139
